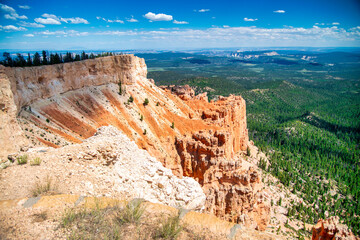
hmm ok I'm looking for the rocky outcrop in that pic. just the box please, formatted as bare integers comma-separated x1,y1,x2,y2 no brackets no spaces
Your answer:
160,85,195,100
82,125,206,210
0,67,29,159
175,129,267,229
0,55,269,230
312,216,359,240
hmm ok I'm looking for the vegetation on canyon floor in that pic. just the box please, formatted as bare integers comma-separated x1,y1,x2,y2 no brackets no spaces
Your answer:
145,50,360,235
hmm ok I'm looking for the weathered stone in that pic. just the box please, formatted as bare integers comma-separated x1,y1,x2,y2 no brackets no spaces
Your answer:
312,216,359,240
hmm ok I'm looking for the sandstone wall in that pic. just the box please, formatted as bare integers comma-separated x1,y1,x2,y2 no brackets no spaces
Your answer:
4,55,146,112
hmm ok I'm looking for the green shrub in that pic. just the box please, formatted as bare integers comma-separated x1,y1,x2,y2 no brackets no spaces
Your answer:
140,115,144,121
118,81,122,95
128,96,134,103
143,129,147,135
143,98,149,106
246,146,251,157
17,155,28,165
171,122,175,129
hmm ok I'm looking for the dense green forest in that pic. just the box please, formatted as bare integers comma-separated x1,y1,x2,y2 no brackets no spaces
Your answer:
1,51,119,67
143,51,360,236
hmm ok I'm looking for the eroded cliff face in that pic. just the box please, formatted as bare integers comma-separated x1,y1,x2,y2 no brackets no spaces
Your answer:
0,55,269,230
312,216,359,240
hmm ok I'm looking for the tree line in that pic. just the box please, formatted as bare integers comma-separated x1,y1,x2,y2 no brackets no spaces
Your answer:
1,51,122,67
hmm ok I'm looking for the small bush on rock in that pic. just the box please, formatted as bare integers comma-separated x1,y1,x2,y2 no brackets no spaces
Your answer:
17,155,28,165
143,98,149,106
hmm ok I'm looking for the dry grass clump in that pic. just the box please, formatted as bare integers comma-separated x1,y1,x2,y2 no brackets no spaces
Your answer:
115,199,144,225
32,211,48,222
30,157,42,166
59,198,226,240
154,215,182,239
31,176,57,197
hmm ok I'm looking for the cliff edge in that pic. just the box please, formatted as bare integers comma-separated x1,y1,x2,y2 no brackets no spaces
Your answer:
0,55,269,230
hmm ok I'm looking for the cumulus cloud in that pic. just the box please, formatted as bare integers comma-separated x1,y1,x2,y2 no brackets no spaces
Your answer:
24,33,34,37
274,10,285,13
61,17,89,24
35,13,89,25
35,17,61,25
0,25,27,31
244,18,258,22
173,20,188,24
0,4,15,13
19,21,45,28
144,12,173,21
1,3,27,20
332,22,340,25
19,5,30,9
198,9,210,12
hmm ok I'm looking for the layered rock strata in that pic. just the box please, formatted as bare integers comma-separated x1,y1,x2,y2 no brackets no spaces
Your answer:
0,55,268,230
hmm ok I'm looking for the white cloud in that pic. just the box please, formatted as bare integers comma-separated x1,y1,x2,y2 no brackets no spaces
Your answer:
35,14,89,25
332,22,340,25
127,16,138,22
24,33,34,37
92,25,360,47
97,16,124,23
19,5,30,9
0,25,27,31
274,10,285,13
0,4,15,13
19,21,45,28
244,18,258,22
173,20,188,24
198,9,210,12
108,19,124,23
1,3,27,20
42,13,59,20
61,17,89,24
4,14,27,20
144,12,173,21
35,17,61,25
37,29,89,37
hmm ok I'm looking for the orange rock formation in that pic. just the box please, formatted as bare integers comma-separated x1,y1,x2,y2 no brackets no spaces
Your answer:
312,216,359,240
0,55,269,230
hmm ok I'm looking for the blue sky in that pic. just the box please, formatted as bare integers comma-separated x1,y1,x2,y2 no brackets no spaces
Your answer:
0,0,360,50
